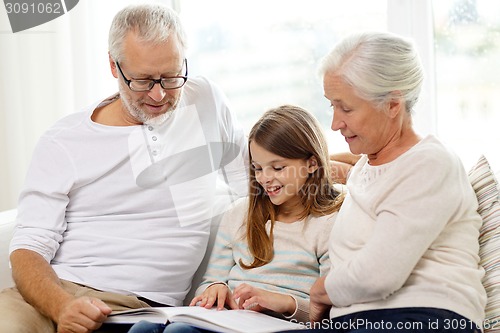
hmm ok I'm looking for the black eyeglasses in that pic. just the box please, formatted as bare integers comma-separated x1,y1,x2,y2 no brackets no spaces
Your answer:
115,59,188,92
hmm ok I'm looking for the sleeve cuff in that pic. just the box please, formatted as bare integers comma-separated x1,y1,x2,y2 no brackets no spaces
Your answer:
282,295,298,319
283,295,310,323
195,281,229,296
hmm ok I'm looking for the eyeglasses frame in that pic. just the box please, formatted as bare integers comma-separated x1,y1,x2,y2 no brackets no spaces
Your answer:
114,58,188,92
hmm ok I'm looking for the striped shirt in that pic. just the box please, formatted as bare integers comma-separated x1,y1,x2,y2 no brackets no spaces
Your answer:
196,197,336,322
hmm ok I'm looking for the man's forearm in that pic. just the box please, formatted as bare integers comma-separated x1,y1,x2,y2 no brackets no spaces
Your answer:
10,249,74,322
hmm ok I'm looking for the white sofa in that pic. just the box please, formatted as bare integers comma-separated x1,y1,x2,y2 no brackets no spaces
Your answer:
0,209,17,290
1,155,499,331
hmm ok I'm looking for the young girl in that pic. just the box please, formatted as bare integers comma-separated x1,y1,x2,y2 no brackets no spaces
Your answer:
127,104,344,333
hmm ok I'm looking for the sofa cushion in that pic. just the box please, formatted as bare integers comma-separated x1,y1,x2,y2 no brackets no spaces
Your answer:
468,155,500,331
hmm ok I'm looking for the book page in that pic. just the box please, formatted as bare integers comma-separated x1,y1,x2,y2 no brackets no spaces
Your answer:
106,306,305,332
106,306,218,324
106,307,169,324
172,309,305,333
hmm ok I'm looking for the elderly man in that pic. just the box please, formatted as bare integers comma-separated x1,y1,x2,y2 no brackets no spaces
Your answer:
0,4,248,333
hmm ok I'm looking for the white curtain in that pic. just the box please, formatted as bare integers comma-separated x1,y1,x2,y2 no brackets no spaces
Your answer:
0,0,172,211
387,0,436,135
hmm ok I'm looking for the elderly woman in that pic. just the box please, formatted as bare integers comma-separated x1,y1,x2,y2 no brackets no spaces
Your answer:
307,32,486,332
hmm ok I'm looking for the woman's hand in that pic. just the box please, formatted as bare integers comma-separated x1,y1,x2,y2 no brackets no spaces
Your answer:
232,283,296,316
330,152,361,184
309,277,332,323
189,283,238,310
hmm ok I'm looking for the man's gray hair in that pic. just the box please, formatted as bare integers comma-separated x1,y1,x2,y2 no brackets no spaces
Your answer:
108,3,187,62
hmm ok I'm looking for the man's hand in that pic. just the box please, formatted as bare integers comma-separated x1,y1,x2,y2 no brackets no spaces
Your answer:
189,283,238,310
56,297,112,333
11,250,110,333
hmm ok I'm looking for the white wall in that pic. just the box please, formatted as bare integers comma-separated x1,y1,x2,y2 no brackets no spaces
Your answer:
0,0,161,211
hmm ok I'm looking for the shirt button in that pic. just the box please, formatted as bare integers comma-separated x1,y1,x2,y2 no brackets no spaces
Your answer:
148,126,154,131
152,150,158,156
152,136,157,141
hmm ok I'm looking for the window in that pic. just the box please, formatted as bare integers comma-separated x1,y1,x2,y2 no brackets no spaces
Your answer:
1,0,496,211
177,0,387,152
433,0,500,169
179,0,499,170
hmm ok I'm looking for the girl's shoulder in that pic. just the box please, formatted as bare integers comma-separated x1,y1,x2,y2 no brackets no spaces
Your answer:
230,196,249,214
301,211,337,242
308,210,338,227
219,196,249,229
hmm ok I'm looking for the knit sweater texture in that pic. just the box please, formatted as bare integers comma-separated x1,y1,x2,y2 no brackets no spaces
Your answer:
325,135,486,326
197,197,337,323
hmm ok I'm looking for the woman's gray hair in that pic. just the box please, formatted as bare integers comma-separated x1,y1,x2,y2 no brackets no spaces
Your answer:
108,3,187,62
319,32,423,112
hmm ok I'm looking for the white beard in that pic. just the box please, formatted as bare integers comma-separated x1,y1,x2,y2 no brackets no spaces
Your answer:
143,110,175,126
119,85,180,126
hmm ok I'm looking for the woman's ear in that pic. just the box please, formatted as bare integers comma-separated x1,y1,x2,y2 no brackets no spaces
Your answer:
307,156,319,174
387,91,403,118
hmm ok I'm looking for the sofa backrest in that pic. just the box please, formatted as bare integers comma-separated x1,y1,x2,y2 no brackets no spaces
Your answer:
0,209,16,290
468,155,500,332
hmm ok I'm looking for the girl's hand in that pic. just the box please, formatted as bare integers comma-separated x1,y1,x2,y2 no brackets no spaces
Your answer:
189,283,238,310
232,283,296,316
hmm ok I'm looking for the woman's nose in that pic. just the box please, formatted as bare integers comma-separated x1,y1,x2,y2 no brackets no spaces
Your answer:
331,109,345,131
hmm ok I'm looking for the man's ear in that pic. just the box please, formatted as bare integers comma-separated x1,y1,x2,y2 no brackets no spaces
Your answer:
307,156,319,174
109,52,118,79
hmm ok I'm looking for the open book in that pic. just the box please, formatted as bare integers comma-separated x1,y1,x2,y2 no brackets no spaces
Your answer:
106,306,306,333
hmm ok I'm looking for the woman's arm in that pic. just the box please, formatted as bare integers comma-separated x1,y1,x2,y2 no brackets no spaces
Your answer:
308,214,336,322
309,277,333,323
330,152,362,166
330,152,361,184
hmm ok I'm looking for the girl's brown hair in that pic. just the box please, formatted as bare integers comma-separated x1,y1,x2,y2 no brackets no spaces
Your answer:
242,104,344,269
